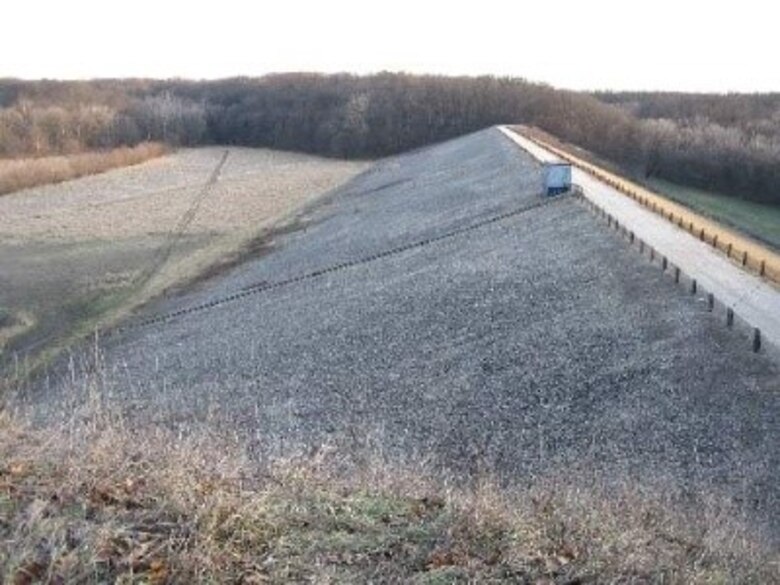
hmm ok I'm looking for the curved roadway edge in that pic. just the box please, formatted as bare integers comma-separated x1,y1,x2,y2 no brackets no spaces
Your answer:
498,126,780,354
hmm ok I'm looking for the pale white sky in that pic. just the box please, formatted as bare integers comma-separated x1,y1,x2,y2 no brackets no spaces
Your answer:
2,0,777,92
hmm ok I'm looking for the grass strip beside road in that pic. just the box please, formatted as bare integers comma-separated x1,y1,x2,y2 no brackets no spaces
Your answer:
645,177,780,250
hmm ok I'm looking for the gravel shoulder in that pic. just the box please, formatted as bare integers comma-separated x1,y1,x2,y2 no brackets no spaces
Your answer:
20,129,780,537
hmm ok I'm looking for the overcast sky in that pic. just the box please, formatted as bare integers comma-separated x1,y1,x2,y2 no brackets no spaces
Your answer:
3,0,776,93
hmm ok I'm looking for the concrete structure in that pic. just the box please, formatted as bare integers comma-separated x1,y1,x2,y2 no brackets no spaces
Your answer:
542,162,571,195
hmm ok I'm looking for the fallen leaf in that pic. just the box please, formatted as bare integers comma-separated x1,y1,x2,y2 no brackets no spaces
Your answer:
148,559,169,584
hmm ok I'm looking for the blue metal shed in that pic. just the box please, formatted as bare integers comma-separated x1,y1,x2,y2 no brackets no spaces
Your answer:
542,162,572,196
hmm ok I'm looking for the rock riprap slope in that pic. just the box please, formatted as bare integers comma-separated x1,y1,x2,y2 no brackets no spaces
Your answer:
27,129,780,535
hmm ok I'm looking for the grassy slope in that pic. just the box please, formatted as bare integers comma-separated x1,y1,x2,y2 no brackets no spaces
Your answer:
1,404,776,583
645,177,780,250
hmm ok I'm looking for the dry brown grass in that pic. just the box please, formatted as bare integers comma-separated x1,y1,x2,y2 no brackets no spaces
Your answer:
1,397,776,584
0,144,168,196
0,311,34,359
0,147,369,242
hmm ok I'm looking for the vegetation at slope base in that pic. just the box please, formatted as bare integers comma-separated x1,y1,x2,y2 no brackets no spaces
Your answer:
1,407,776,583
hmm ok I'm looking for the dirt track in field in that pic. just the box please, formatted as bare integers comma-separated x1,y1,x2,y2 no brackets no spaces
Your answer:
0,147,369,364
0,147,368,241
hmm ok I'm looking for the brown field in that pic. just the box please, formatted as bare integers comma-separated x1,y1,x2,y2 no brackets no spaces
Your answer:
0,147,369,369
0,143,168,196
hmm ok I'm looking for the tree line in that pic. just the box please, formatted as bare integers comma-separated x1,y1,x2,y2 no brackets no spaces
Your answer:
0,75,778,204
595,90,780,203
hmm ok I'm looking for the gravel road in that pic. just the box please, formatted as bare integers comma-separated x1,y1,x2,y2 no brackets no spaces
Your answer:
25,129,780,534
501,127,780,351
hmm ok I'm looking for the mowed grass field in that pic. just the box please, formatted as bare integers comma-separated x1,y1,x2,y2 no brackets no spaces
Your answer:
0,147,369,373
645,177,780,250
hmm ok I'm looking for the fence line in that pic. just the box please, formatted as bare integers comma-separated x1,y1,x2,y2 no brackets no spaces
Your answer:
568,188,764,353
521,131,780,287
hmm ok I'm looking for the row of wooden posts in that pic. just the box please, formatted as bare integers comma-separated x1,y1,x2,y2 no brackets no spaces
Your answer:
637,197,767,277
572,189,763,353
527,132,778,285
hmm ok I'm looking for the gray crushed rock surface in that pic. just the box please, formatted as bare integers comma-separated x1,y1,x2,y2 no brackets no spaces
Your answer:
27,129,780,533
